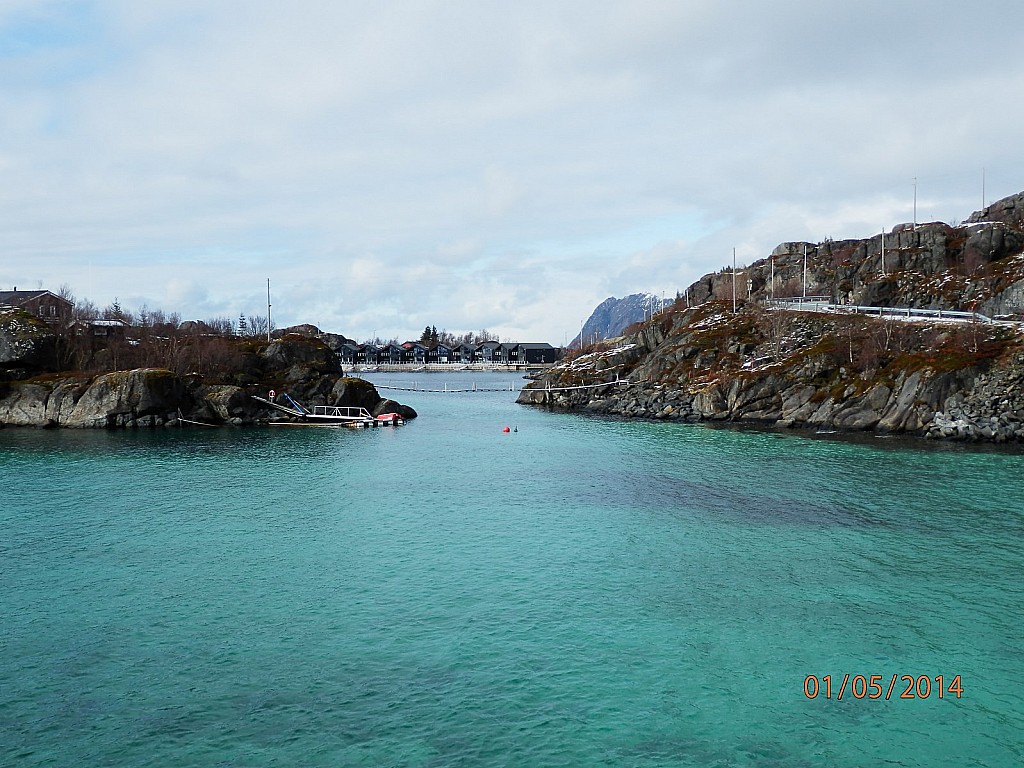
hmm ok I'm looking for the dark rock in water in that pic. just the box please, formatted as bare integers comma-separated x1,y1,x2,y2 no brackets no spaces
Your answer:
373,398,417,420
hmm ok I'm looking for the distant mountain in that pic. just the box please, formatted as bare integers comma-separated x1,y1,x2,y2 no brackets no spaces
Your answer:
571,293,671,348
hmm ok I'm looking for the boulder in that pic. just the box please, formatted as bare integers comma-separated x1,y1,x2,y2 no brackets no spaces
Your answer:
65,368,193,428
0,309,57,375
329,377,382,411
0,382,53,426
260,334,341,375
372,398,418,420
201,385,251,421
962,223,1023,269
45,377,91,424
271,323,322,339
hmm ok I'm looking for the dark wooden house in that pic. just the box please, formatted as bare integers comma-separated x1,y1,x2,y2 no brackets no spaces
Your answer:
0,289,73,323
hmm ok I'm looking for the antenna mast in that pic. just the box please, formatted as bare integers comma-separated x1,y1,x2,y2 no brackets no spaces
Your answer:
732,248,737,313
802,244,807,298
881,228,886,276
913,177,917,230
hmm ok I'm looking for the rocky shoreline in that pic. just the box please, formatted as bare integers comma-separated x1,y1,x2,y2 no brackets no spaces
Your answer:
0,328,415,429
517,304,1024,444
516,189,1024,445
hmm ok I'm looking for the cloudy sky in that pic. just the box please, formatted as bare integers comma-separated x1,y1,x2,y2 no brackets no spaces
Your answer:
2,1,1024,343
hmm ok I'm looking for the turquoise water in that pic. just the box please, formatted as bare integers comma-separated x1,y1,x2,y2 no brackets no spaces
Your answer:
1,372,1022,767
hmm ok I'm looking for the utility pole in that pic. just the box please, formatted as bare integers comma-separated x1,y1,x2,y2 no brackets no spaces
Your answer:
732,248,737,313
982,167,986,211
802,244,807,298
913,178,921,231
770,253,775,300
267,278,272,342
881,228,886,276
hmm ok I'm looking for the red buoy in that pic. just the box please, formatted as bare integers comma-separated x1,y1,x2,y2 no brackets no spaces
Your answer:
502,426,511,433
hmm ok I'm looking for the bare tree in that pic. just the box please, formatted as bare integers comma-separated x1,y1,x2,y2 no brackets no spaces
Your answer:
247,314,269,338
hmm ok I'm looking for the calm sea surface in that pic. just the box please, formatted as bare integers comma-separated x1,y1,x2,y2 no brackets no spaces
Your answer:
1,372,1022,767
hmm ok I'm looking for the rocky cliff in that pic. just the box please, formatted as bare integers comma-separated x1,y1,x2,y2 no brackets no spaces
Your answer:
685,191,1024,320
519,301,1024,442
520,190,1024,443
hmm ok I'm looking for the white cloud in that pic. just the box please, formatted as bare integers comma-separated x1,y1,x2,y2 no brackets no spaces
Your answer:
2,0,1024,342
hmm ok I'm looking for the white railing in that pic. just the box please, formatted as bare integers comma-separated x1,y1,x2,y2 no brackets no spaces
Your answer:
311,406,373,420
765,299,999,324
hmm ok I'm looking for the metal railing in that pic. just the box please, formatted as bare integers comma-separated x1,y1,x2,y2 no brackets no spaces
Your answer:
310,406,374,419
765,298,999,325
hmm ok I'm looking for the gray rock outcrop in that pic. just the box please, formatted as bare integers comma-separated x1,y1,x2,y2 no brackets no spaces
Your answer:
678,190,1024,320
0,309,57,376
0,369,193,428
0,366,416,429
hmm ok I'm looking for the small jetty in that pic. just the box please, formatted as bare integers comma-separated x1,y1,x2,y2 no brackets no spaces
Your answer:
251,394,405,428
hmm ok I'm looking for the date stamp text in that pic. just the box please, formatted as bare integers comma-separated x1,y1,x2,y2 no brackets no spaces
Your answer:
803,674,963,700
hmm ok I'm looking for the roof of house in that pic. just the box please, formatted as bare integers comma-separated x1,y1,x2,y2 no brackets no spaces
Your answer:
0,289,70,306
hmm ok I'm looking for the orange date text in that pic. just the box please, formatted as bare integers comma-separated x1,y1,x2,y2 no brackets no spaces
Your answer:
803,674,963,701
